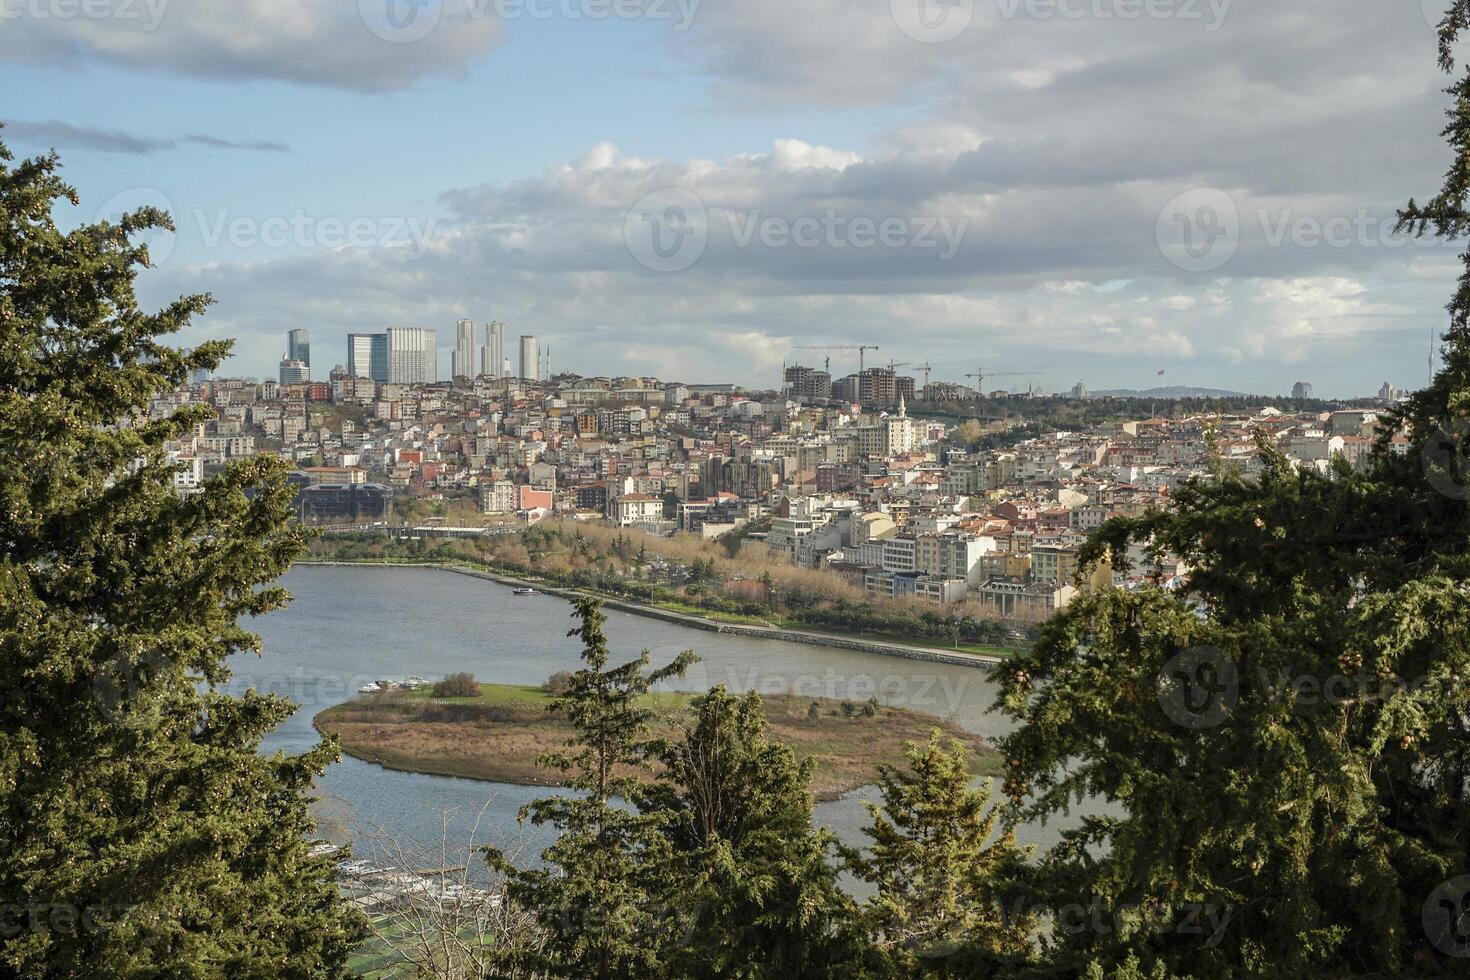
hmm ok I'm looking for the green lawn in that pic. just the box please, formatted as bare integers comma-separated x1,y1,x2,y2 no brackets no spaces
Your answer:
402,682,691,713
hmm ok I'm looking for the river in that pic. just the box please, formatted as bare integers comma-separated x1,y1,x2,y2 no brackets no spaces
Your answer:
235,565,1103,871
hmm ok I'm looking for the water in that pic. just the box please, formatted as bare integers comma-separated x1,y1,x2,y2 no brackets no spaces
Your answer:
236,565,1103,868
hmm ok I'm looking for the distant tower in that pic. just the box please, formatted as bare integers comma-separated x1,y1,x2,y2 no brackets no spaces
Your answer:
348,332,389,382
452,319,476,380
482,321,504,379
520,335,540,381
287,329,310,379
386,327,437,384
1291,381,1314,400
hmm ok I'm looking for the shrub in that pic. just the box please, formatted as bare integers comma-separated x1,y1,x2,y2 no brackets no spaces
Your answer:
543,671,575,696
433,672,479,698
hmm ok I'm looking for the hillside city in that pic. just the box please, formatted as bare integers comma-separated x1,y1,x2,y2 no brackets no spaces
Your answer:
152,325,1411,627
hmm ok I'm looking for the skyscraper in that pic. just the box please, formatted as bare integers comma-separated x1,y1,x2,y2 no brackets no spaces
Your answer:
481,321,504,379
287,329,310,378
520,335,539,381
387,327,437,384
453,319,476,379
347,333,389,382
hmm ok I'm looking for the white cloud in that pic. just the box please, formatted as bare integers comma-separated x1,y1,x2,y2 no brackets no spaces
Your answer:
0,0,503,91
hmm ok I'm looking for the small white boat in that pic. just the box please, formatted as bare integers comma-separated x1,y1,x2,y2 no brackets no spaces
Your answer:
358,682,382,694
512,587,539,596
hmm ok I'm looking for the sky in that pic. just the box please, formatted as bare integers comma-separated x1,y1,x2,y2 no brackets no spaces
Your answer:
2,0,1465,397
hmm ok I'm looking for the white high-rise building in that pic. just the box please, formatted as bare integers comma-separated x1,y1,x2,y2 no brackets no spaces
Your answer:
452,319,476,379
481,321,504,379
387,327,437,384
520,335,539,381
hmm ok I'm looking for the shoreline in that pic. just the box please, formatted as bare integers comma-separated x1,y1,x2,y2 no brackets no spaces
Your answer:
296,558,1006,669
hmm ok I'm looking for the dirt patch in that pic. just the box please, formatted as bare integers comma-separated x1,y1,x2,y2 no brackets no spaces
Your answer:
316,689,999,801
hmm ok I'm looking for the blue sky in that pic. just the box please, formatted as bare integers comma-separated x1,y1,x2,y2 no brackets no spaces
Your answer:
2,0,1463,397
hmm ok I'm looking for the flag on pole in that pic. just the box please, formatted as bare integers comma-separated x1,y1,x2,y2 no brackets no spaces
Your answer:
1157,369,1166,376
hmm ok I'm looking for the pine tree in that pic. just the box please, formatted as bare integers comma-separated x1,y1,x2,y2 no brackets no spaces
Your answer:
993,11,1470,973
641,687,861,979
0,136,364,973
849,730,1033,974
487,598,696,979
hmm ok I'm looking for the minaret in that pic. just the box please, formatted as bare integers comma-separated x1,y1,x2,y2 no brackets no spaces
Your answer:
898,392,907,417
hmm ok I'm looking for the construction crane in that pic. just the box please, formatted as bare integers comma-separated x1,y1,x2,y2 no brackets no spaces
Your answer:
966,368,1042,395
796,345,880,374
915,362,934,390
887,361,912,372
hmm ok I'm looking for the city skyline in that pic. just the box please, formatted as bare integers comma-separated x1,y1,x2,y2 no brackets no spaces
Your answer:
4,4,1458,398
265,324,1377,399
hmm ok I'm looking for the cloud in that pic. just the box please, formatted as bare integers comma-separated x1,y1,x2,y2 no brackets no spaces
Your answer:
0,0,504,92
181,133,290,153
2,119,288,154
47,0,1460,396
126,123,1449,396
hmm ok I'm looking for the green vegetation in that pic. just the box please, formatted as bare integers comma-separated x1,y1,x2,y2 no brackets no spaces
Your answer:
432,671,480,697
848,732,1035,972
0,136,362,973
16,11,1470,972
980,19,1470,975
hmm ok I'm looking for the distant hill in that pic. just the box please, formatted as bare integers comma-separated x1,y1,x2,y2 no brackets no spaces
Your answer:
1089,386,1254,399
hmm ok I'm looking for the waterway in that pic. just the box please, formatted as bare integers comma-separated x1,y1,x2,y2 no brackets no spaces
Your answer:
236,565,1105,871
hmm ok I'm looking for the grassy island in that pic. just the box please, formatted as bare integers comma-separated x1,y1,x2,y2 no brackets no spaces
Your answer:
315,683,1000,801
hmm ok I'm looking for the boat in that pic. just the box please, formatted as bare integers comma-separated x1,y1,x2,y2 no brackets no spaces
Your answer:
512,587,539,596
357,682,382,694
